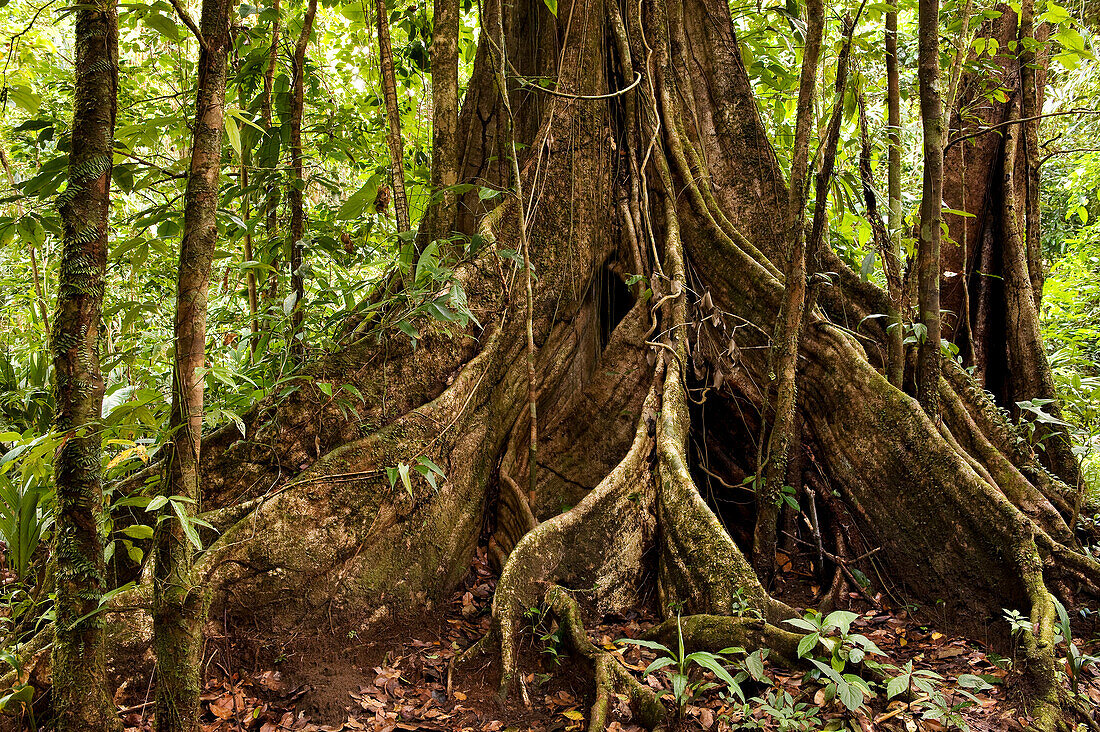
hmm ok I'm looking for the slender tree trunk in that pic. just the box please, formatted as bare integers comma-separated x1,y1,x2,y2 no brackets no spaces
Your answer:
753,0,823,585
0,144,51,336
916,0,945,418
238,80,260,353
262,0,282,304
51,5,122,730
288,0,317,357
858,89,902,377
884,7,904,387
376,0,411,236
423,0,459,243
153,0,231,728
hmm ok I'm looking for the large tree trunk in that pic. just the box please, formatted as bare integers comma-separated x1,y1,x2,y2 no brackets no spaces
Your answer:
108,0,1098,728
940,5,1081,491
51,4,123,730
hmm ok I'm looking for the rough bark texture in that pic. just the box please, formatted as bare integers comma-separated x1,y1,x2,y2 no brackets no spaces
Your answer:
288,0,318,357
940,5,1080,490
422,0,460,242
153,0,232,729
102,0,1099,729
51,4,122,730
884,4,904,387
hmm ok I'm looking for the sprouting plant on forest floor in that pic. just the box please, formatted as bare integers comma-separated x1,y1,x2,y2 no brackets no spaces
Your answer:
617,615,746,718
879,662,993,731
785,609,885,671
731,687,823,731
523,604,565,665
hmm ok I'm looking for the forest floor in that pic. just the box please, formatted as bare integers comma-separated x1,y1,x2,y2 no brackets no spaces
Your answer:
114,550,1100,732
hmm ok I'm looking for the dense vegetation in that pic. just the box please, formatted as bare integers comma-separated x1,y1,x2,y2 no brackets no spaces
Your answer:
0,0,1099,728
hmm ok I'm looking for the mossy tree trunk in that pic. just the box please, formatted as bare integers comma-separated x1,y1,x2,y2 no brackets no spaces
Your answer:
108,0,1098,729
51,4,123,730
153,0,232,729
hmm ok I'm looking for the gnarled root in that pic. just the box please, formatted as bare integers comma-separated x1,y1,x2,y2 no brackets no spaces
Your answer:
544,585,667,732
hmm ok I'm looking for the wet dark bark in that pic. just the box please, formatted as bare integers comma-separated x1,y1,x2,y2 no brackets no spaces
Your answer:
51,4,122,730
153,0,232,728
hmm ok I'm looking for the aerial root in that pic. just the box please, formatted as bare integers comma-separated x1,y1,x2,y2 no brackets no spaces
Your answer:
544,585,668,732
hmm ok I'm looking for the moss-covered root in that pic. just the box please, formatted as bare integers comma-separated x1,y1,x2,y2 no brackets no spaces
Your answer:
653,293,794,624
544,585,668,732
487,370,664,697
645,614,802,663
1016,532,1063,732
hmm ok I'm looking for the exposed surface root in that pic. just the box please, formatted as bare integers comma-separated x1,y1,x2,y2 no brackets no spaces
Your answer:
485,366,664,696
645,614,802,662
544,585,667,732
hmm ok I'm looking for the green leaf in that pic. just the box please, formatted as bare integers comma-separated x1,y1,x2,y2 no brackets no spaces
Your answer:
823,610,858,635
121,524,154,540
685,652,739,691
398,462,412,498
784,615,821,632
643,656,676,675
886,674,909,699
797,632,819,658
745,649,768,682
146,495,169,512
336,175,381,220
171,499,202,550
542,0,557,15
144,11,181,41
616,638,674,655
225,113,242,158
957,673,993,691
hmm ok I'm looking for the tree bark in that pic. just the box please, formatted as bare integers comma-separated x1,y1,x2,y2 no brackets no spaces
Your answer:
884,4,904,387
752,0,822,586
153,0,231,728
262,0,282,305
422,0,459,243
288,0,317,357
376,0,411,236
52,4,122,730
99,1,1099,729
939,4,1080,489
917,0,945,418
